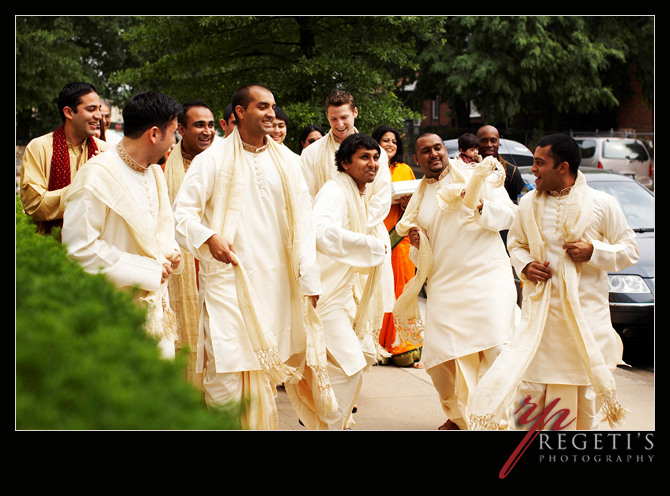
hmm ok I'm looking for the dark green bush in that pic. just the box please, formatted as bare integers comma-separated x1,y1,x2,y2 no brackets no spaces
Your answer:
16,197,239,429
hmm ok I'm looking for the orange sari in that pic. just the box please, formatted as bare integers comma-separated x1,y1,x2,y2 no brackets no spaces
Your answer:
379,162,422,366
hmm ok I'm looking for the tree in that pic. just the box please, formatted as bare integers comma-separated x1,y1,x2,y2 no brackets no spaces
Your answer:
114,16,440,151
16,16,145,141
407,16,654,132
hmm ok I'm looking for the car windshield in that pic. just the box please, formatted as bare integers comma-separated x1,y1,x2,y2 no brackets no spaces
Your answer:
588,180,654,232
602,140,649,161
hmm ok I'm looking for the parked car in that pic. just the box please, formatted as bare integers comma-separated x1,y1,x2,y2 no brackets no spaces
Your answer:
518,166,654,345
573,137,653,189
443,138,535,167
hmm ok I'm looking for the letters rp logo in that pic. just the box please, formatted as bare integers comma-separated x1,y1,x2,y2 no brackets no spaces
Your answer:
500,396,576,479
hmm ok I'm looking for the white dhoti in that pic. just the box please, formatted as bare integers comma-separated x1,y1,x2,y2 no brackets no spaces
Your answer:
426,346,509,430
286,175,386,430
511,381,598,431
202,306,278,430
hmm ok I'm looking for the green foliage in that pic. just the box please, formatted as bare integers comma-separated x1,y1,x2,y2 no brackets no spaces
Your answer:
16,198,239,430
410,16,654,130
16,16,146,140
114,16,433,152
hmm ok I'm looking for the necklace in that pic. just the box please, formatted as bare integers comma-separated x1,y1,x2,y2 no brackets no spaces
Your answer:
241,139,268,154
117,141,148,173
549,186,572,197
424,164,450,184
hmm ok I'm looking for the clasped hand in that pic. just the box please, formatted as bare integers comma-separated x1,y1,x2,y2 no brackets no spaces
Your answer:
522,240,593,284
161,250,182,284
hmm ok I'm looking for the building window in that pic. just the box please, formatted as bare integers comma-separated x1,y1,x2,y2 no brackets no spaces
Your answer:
431,97,440,121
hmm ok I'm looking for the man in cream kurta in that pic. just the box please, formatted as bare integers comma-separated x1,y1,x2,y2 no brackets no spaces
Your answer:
172,85,321,430
164,101,217,389
396,133,517,430
287,133,387,430
62,92,184,359
502,134,639,430
299,91,394,312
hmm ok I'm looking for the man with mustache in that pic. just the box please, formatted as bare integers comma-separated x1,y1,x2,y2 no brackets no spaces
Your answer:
471,133,639,431
62,91,184,359
394,133,518,430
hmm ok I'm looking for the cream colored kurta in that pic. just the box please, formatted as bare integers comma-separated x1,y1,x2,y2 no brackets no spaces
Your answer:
164,141,202,387
412,166,518,371
172,137,321,374
508,188,639,385
20,132,110,233
299,135,395,311
312,178,387,375
62,145,181,292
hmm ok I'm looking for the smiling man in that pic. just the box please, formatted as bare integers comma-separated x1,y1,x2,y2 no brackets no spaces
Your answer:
287,133,388,430
471,133,640,432
172,84,322,429
163,100,216,388
300,90,395,317
20,82,110,236
476,125,525,204
62,91,184,358
392,133,517,430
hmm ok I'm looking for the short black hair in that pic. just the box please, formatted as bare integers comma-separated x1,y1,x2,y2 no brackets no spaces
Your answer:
458,132,479,152
536,133,582,176
231,84,272,122
178,100,211,127
299,124,324,146
122,92,182,139
335,133,380,172
58,82,98,122
274,106,289,126
223,103,235,122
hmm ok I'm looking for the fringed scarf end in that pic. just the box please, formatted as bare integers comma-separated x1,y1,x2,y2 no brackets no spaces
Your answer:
257,347,302,387
469,413,501,431
599,389,629,429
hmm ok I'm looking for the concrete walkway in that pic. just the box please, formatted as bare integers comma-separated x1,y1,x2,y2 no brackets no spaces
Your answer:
277,298,655,431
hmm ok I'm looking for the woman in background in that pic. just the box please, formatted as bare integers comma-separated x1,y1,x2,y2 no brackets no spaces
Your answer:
372,125,423,368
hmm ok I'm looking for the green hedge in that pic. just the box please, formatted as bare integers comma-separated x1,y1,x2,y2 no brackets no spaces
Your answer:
16,197,239,430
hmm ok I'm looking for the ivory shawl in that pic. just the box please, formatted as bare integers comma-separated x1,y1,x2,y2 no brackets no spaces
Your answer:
392,158,505,346
333,172,388,359
64,156,178,341
164,141,201,384
469,172,628,430
209,128,337,411
313,128,357,194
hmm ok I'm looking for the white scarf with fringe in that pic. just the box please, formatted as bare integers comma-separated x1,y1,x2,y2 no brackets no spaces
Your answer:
468,171,628,430
333,172,389,360
392,157,504,347
313,128,358,193
210,128,337,412
64,147,178,342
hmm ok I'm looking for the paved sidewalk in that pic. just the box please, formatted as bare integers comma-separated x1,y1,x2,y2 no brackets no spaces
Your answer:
277,361,654,431
277,299,655,431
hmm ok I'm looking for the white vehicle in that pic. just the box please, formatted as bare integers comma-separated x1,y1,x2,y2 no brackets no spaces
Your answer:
443,138,534,167
573,137,653,188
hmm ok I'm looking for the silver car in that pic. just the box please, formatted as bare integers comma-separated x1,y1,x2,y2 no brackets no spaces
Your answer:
573,137,653,189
